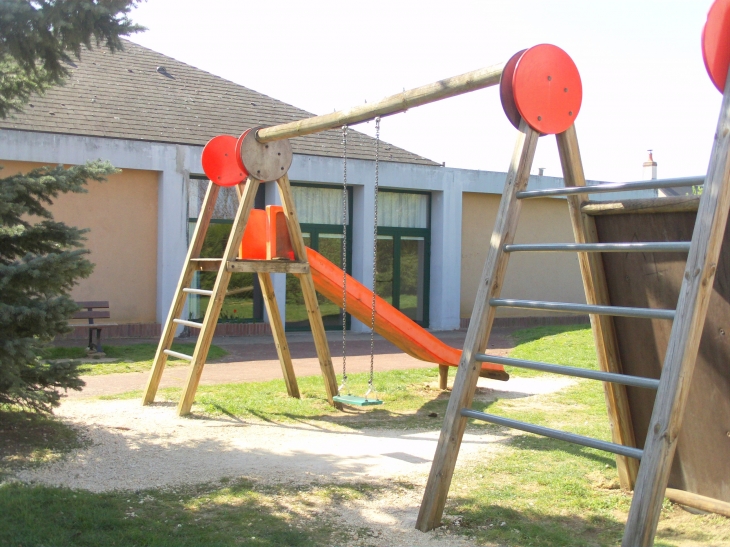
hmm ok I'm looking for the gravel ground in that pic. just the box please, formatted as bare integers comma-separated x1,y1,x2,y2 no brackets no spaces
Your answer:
15,376,574,546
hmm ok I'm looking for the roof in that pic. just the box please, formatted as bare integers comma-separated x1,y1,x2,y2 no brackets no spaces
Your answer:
0,40,438,166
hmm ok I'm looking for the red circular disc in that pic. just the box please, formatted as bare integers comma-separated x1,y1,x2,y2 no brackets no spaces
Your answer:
202,135,247,187
512,44,582,135
500,49,527,130
702,0,730,93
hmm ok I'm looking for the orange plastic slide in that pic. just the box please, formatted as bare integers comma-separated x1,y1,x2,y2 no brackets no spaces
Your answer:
306,247,508,380
243,205,507,380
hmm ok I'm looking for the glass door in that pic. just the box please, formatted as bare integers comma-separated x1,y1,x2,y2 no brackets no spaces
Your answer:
286,184,352,331
376,230,429,326
375,190,431,327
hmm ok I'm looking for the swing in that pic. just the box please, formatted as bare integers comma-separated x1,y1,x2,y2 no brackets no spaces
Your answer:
333,120,384,407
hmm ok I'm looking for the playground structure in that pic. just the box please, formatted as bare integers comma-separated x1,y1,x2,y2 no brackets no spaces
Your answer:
143,1,730,542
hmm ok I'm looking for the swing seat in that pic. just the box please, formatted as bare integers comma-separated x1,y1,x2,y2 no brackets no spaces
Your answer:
333,394,383,407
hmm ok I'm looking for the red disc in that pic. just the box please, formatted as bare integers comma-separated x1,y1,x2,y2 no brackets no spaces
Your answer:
702,0,730,93
500,49,527,130
202,135,247,187
512,44,582,135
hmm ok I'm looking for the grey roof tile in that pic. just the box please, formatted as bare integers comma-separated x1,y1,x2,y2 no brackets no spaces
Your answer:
0,40,437,167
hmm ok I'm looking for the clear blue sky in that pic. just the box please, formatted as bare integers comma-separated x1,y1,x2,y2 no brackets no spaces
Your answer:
130,0,718,182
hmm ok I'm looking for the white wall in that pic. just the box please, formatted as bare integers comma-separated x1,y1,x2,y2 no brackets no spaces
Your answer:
0,128,660,334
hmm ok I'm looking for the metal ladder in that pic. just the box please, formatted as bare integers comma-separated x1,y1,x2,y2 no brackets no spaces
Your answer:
142,174,340,416
416,102,730,545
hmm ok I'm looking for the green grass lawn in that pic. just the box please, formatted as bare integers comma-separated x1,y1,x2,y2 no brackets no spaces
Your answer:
43,343,228,376
4,324,729,546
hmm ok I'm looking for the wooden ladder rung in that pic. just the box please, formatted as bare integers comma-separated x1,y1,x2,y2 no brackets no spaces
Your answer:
190,258,222,271
163,349,193,361
226,259,310,274
173,319,203,329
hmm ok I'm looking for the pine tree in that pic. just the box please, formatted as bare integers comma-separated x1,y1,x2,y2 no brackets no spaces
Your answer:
0,0,142,411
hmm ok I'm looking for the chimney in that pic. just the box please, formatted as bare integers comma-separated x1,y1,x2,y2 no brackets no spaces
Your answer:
538,167,545,176
643,150,657,180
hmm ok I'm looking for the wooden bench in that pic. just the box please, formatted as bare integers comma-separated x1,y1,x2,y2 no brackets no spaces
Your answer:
72,301,117,353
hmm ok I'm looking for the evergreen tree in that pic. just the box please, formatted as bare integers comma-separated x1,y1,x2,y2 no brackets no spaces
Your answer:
0,0,142,411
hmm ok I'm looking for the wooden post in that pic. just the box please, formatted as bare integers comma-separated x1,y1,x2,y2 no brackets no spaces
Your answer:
177,177,261,416
556,125,639,490
416,121,539,531
438,365,449,390
275,174,341,407
143,182,221,405
256,64,504,143
259,272,300,398
622,75,730,546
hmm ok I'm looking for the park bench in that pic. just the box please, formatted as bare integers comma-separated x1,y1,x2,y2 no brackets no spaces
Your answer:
72,301,117,354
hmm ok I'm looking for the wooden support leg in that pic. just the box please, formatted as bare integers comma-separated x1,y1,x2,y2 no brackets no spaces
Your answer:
622,75,730,546
177,177,261,416
143,183,221,405
556,125,639,490
259,272,300,398
275,175,340,407
416,122,539,532
438,365,449,390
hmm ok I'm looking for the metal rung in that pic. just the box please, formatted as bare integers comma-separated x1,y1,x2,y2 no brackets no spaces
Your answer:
503,242,691,253
460,409,644,460
516,176,704,200
164,349,193,361
183,288,213,296
173,319,203,329
475,354,660,390
490,298,675,320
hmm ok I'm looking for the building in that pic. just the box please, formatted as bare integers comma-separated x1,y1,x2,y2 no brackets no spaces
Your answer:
0,40,643,338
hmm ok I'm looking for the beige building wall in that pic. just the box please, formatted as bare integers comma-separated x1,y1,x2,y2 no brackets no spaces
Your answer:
461,192,586,319
1,160,158,323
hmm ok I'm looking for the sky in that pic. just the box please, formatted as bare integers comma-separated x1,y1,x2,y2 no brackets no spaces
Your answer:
129,0,719,182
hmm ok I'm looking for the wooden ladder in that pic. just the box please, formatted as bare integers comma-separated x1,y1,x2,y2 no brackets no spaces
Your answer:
142,174,340,416
416,86,730,545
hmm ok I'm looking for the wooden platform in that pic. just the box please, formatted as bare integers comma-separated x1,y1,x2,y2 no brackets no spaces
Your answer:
586,196,730,504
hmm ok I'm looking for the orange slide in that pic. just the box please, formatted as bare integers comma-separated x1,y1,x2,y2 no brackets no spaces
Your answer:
244,205,508,381
306,247,508,381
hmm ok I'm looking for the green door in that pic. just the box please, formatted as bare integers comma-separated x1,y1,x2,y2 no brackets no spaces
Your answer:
376,191,431,327
286,184,352,331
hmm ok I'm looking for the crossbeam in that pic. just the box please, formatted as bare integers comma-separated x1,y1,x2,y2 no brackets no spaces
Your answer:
256,63,506,143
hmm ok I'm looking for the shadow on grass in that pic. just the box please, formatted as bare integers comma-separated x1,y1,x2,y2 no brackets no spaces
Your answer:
0,479,339,547
443,501,625,547
0,409,85,478
508,432,619,468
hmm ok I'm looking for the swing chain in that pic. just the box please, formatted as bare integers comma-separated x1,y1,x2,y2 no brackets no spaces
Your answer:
340,125,348,392
368,117,381,397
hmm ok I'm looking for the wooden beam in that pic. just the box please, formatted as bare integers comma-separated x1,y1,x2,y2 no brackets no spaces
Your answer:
622,75,730,546
143,182,221,405
256,63,505,143
189,258,223,271
416,121,539,532
226,259,310,274
581,196,700,216
665,488,730,519
438,365,449,390
258,272,300,399
556,125,639,490
275,174,341,407
176,177,261,416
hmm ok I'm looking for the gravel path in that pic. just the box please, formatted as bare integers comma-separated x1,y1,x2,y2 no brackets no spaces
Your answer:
22,327,573,546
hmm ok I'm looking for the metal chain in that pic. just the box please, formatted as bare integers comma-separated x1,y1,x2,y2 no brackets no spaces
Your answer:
368,117,381,394
340,125,348,391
